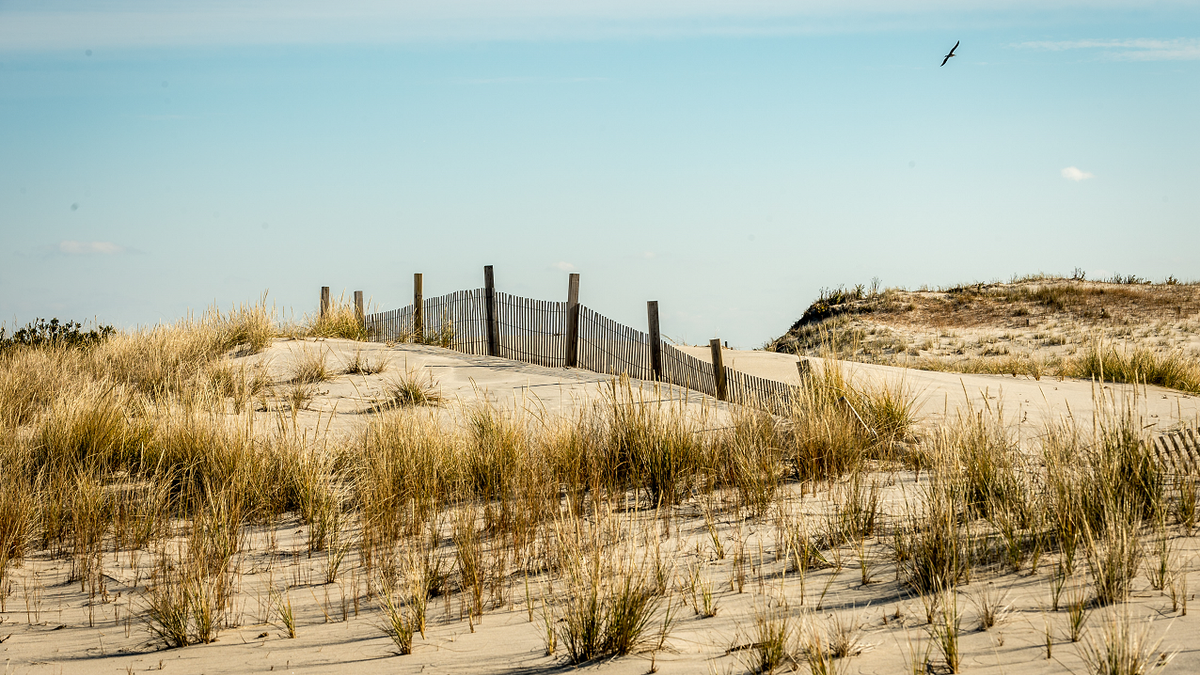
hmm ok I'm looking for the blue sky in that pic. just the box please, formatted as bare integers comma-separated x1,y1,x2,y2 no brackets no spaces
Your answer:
1,1,1197,347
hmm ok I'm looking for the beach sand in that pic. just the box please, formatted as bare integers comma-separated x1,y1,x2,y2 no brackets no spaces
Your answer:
4,339,1197,674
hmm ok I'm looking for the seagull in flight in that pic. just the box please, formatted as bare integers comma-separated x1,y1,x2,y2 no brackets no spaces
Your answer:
941,40,959,67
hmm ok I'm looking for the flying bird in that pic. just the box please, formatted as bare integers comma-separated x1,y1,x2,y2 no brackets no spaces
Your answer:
941,40,959,67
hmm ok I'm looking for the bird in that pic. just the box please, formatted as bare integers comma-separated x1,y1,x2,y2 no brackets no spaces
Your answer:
940,40,959,67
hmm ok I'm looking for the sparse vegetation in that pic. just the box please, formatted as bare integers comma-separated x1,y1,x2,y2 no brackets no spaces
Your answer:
0,288,1192,673
357,366,445,413
1078,610,1174,675
770,275,1200,395
0,318,114,352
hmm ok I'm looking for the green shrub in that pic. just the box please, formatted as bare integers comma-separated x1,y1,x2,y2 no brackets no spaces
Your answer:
0,318,113,352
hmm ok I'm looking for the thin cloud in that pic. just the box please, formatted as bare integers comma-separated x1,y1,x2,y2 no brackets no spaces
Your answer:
58,240,126,255
1061,166,1094,181
552,261,577,272
1,1,1186,51
1014,38,1200,61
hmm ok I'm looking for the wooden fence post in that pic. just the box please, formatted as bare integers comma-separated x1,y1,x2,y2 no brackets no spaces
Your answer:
353,290,364,326
710,338,727,401
413,273,424,342
565,273,580,367
320,286,330,320
647,301,662,380
796,358,811,379
484,265,499,357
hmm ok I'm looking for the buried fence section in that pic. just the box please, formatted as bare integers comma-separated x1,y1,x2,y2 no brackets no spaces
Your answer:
659,342,799,414
495,291,569,367
1152,426,1200,476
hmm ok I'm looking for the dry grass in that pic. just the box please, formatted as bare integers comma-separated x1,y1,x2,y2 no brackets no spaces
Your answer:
771,277,1200,395
1078,610,1175,675
292,293,369,341
1,308,1194,672
1072,343,1200,394
379,367,443,409
290,347,332,384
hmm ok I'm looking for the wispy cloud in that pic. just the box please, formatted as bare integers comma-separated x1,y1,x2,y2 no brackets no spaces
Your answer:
1,1,1185,51
58,240,126,255
1014,38,1200,61
552,261,577,272
1061,166,1094,181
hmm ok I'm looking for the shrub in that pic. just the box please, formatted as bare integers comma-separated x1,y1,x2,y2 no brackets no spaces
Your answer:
0,318,113,352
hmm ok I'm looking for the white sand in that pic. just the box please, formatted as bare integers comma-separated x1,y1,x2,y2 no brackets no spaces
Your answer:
5,339,1199,674
676,344,1200,433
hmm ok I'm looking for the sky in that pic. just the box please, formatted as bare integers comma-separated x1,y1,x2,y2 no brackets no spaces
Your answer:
1,1,1197,348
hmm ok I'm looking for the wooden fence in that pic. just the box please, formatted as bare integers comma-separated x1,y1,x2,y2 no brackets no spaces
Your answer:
357,267,1200,440
496,291,570,368
575,306,654,380
360,266,809,415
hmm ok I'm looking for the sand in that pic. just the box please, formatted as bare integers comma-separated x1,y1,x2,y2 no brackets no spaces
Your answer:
4,339,1198,674
675,344,1200,433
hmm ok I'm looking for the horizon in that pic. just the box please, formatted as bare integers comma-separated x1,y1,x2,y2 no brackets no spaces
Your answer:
2,1,1197,348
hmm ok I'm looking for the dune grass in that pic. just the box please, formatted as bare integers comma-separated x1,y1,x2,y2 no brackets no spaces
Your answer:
0,313,1192,671
1070,343,1200,394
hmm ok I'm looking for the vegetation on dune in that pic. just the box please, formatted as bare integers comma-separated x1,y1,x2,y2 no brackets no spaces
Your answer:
0,297,1191,672
296,298,368,341
0,318,114,352
771,273,1200,395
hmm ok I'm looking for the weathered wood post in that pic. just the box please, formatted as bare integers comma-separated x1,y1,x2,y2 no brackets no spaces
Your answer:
320,286,331,321
413,273,424,343
647,301,662,380
484,265,499,357
353,290,364,328
795,358,811,379
710,338,728,401
565,273,581,367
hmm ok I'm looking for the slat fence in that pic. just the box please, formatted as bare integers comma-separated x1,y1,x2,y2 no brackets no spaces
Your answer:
496,291,568,367
576,306,654,380
723,367,799,415
661,344,718,398
432,288,490,354
370,287,1200,442
367,288,805,414
365,305,414,343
